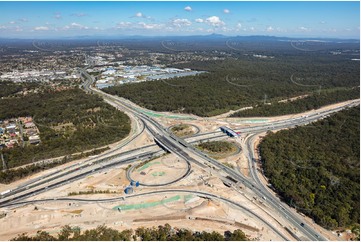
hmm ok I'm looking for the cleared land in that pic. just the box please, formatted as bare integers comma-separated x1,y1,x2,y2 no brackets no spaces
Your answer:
0,150,290,241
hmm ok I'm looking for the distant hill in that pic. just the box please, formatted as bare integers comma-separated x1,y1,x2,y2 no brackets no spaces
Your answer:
0,34,359,43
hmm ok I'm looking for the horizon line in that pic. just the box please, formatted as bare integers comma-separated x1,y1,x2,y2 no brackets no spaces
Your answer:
0,34,359,41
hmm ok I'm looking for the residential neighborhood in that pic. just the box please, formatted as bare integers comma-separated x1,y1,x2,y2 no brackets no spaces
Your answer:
0,116,41,149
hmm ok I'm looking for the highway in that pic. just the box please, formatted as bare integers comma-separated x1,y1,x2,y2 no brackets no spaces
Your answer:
0,125,264,204
1,68,358,241
3,189,289,240
96,80,359,241
0,150,160,206
243,133,324,240
80,69,358,241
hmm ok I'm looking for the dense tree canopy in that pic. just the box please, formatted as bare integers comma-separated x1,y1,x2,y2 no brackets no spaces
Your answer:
231,88,359,117
259,107,360,229
105,57,359,117
0,81,39,98
12,224,248,241
0,88,130,169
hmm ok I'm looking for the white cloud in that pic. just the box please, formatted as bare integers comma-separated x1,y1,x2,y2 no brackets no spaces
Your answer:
135,12,143,18
205,16,225,27
34,26,49,31
195,18,204,23
63,22,89,30
54,13,62,19
0,25,23,32
320,21,326,24
236,23,242,28
172,18,191,27
266,26,274,32
115,21,164,30
249,26,255,31
184,6,192,12
9,21,16,24
116,21,132,28
298,26,309,31
71,22,88,29
223,9,230,14
220,26,232,32
133,12,153,20
138,22,163,30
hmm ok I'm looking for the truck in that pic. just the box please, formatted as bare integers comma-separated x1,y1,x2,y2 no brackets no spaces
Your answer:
0,189,11,196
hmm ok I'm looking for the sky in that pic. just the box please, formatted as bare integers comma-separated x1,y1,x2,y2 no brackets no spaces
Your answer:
0,1,359,39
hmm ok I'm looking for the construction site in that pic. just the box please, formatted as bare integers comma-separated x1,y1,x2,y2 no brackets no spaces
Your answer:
0,99,355,241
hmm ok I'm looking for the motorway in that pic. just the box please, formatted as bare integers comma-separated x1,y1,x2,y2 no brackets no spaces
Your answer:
3,189,288,240
1,68,359,240
80,69,358,241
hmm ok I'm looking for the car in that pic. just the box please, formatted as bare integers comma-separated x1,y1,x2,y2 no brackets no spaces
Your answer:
300,223,305,227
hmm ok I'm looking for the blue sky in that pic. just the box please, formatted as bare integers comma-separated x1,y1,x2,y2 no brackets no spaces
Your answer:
0,1,359,39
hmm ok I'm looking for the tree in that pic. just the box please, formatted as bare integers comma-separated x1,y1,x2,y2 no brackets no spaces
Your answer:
58,225,73,240
11,233,33,241
12,224,249,241
259,107,360,229
33,231,56,241
227,229,248,241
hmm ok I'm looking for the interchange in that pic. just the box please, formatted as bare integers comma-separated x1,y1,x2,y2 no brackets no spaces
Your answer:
2,189,289,240
0,68,359,240
81,70,358,241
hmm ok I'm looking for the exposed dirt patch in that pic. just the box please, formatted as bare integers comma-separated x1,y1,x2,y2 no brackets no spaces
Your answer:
130,154,189,186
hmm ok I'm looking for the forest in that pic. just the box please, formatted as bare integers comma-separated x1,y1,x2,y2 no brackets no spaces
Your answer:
0,88,130,169
12,224,248,241
0,81,39,98
104,57,359,117
231,88,359,117
259,107,359,230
